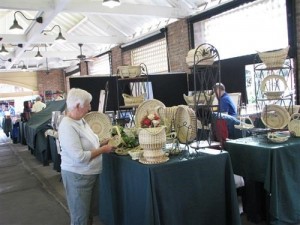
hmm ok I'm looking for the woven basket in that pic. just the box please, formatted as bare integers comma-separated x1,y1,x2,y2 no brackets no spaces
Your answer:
264,91,284,100
84,111,112,140
174,105,197,143
135,99,166,128
138,126,166,149
288,113,300,137
117,66,141,78
122,93,145,106
108,126,124,147
258,46,289,68
186,48,214,67
138,126,166,162
183,92,215,105
156,106,178,134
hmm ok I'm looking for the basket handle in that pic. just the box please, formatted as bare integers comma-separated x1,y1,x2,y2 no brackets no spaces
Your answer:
112,125,122,137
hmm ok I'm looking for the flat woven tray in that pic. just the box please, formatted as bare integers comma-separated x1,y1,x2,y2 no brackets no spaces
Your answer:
261,104,290,129
174,105,197,143
84,111,112,140
135,99,165,128
260,75,288,94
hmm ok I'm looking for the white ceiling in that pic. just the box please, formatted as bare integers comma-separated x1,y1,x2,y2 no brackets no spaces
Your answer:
0,0,227,72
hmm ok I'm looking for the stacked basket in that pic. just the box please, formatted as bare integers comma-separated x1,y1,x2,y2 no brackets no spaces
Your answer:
258,46,289,68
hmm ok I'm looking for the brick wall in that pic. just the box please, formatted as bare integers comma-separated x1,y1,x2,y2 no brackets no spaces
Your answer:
167,19,190,74
36,69,65,99
122,50,131,66
79,61,88,75
111,46,122,74
109,18,190,74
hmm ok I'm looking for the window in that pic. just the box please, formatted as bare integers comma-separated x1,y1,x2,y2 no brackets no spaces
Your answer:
88,53,111,76
245,59,294,105
193,0,288,59
131,38,168,74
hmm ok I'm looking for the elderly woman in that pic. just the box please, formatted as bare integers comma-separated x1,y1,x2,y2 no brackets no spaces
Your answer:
58,88,114,225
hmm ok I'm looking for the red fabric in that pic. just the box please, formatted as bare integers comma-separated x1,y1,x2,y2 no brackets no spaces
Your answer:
215,119,228,147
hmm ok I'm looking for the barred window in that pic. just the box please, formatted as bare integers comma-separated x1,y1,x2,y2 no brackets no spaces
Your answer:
193,0,288,59
131,38,168,74
88,53,111,76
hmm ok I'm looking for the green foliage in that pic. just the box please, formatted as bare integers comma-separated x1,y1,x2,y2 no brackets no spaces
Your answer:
111,126,139,148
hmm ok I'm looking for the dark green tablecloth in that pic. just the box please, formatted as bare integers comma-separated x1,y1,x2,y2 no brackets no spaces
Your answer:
225,136,300,225
99,152,241,225
48,136,61,172
25,100,65,165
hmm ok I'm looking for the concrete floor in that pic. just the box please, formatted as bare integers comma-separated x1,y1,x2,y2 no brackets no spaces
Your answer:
0,129,103,225
0,128,266,225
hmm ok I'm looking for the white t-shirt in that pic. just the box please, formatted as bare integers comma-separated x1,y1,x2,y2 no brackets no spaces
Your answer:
58,116,101,175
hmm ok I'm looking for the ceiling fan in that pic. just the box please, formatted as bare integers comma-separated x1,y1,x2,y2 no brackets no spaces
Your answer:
63,43,96,62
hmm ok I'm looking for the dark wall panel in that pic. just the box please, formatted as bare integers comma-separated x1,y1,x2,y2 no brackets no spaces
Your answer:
148,73,188,106
69,73,189,111
220,55,254,104
69,76,118,112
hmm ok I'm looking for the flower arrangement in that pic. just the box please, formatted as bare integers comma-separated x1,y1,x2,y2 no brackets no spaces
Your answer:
141,113,160,128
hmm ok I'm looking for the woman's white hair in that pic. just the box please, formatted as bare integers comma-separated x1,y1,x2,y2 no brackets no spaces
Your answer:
66,88,92,111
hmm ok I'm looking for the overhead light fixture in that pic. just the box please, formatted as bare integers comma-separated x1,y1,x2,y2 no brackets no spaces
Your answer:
102,0,121,8
11,43,23,48
35,46,43,60
18,60,27,71
0,44,9,56
0,57,12,62
9,11,43,30
42,25,66,43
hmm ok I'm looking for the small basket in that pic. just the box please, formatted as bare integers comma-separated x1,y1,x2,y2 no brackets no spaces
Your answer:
264,91,284,100
117,66,141,78
122,93,145,106
183,92,215,105
108,126,123,147
258,46,289,68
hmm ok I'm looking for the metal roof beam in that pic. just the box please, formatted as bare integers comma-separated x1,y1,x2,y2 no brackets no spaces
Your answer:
65,3,187,18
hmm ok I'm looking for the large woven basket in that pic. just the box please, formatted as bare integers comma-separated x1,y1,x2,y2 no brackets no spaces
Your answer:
135,99,166,128
138,126,166,150
122,93,145,106
174,105,197,143
288,113,300,137
117,66,141,78
258,46,289,68
156,106,178,134
186,48,214,67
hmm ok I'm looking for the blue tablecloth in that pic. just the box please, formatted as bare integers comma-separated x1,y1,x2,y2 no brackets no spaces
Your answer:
225,136,300,225
99,152,241,225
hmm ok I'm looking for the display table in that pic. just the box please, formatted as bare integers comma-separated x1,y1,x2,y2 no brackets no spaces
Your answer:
48,135,61,172
99,151,241,225
225,136,300,225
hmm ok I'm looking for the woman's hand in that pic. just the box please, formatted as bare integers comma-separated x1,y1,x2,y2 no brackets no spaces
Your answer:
100,144,115,153
100,138,110,146
90,144,115,160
